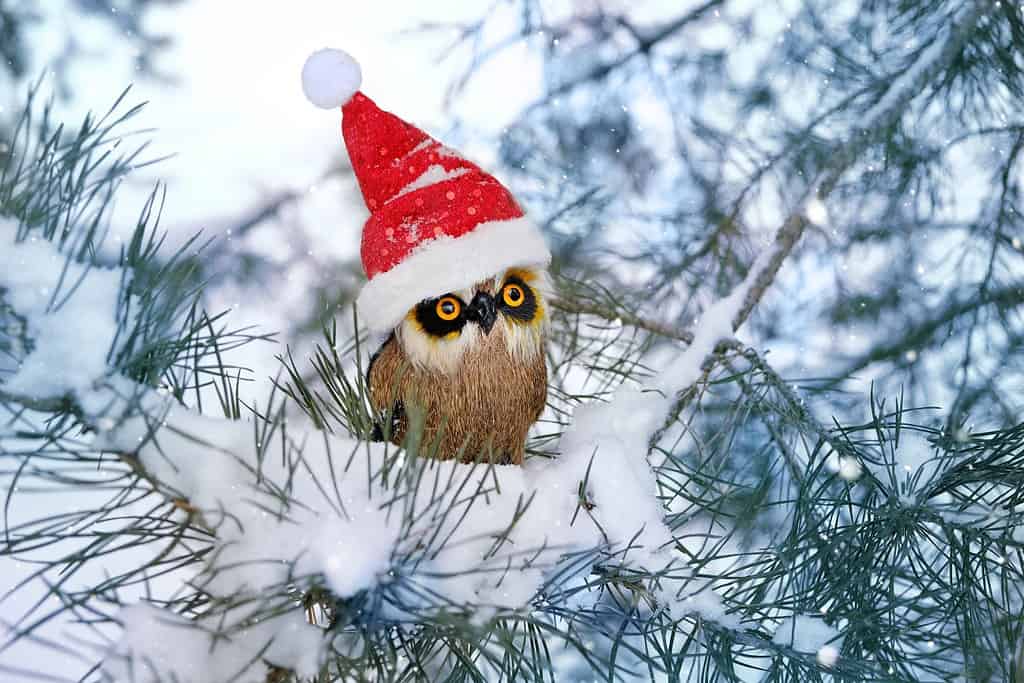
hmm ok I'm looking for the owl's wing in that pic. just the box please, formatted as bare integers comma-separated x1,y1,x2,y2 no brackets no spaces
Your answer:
366,332,407,443
365,332,394,386
531,353,548,422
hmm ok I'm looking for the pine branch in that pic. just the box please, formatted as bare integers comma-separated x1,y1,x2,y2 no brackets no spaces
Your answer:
520,0,728,114
0,387,76,415
550,296,695,345
614,2,990,454
736,2,985,331
552,2,988,391
5,3,1020,681
828,280,1024,388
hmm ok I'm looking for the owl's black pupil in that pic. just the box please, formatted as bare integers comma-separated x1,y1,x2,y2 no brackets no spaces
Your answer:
508,287,521,301
441,301,456,315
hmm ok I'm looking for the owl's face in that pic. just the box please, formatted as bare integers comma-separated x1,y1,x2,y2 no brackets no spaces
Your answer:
396,267,548,373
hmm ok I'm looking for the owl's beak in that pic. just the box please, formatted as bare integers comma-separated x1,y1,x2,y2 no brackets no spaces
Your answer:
465,291,497,335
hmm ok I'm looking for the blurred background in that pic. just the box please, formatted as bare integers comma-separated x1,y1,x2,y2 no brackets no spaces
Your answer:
2,0,1023,679
4,0,1021,422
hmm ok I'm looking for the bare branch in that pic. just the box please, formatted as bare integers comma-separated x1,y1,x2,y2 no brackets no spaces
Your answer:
524,0,726,112
731,1,987,334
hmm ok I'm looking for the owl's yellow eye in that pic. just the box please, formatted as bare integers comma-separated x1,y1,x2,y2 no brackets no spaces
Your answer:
435,296,461,321
502,283,525,307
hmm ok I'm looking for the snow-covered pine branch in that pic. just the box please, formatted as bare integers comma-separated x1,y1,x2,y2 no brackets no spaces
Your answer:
1,211,742,680
563,0,985,488
0,218,144,418
0,83,833,679
593,0,991,455
547,1,988,444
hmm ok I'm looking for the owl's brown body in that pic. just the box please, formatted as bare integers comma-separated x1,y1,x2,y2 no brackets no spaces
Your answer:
367,326,547,464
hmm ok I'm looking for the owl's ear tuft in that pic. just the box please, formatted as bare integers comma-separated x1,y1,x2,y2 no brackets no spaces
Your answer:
302,48,362,109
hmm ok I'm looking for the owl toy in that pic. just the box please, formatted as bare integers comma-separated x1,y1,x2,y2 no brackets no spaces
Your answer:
303,49,550,465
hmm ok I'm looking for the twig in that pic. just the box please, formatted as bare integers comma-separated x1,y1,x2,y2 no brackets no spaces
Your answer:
551,297,694,345
524,0,726,113
829,280,1024,388
0,388,77,415
737,346,853,462
733,1,986,329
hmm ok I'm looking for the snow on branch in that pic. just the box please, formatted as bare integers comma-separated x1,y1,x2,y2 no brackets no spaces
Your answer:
94,392,736,678
0,216,131,416
0,216,733,679
857,5,977,133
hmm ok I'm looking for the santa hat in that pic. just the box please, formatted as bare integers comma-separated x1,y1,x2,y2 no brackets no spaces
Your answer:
301,48,551,335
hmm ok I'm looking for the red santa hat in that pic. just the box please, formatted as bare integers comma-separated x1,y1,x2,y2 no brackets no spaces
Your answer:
301,48,551,335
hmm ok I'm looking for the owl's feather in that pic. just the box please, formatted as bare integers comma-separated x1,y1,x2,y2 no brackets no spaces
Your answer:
397,313,482,375
367,296,547,464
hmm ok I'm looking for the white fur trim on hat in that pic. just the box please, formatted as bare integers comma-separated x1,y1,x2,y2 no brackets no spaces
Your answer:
356,216,551,334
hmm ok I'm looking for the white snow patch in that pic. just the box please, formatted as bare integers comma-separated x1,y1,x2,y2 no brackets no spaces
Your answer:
314,506,399,597
103,604,324,683
816,644,840,667
772,614,841,654
804,196,829,226
657,305,731,392
653,246,760,396
859,20,955,129
838,457,863,481
89,357,750,679
679,580,740,627
547,389,673,566
0,218,126,408
99,402,690,611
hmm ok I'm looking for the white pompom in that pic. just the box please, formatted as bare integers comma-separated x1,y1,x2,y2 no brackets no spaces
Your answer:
302,48,362,109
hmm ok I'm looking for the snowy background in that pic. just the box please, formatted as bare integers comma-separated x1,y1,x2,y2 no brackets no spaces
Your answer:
2,0,1022,680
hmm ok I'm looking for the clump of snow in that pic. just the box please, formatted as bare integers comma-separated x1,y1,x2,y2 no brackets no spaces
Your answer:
654,249,758,395
816,644,840,667
100,400,689,612
548,390,671,560
102,604,324,683
0,218,125,408
314,507,400,597
658,317,725,393
804,196,829,226
772,614,842,656
677,579,740,628
302,48,362,109
91,361,744,679
838,457,863,481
